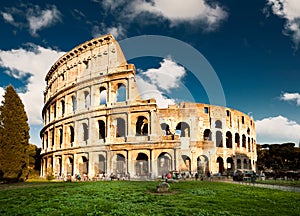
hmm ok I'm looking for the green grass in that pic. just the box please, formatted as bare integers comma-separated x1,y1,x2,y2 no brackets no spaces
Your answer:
0,180,299,216
256,179,300,187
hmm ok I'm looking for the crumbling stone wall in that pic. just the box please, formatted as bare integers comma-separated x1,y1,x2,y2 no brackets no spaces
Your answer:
40,34,256,179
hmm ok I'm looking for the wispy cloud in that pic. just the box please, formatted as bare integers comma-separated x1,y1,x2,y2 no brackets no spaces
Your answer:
96,0,227,32
26,5,61,36
1,4,62,36
136,58,186,107
1,12,14,23
264,0,300,50
92,24,126,39
132,0,227,29
280,92,300,106
0,44,65,125
256,115,300,144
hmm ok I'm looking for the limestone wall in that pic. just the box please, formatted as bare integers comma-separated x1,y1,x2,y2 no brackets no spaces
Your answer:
40,34,257,179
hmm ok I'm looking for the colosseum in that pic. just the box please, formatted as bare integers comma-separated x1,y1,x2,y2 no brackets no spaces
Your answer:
40,34,257,180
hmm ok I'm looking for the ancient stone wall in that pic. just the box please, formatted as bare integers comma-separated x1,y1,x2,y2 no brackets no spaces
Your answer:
40,34,257,180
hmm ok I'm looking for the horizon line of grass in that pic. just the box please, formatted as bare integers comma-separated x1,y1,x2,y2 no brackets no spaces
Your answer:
0,180,299,216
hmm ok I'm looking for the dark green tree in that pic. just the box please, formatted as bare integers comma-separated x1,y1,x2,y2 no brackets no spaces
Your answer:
0,85,30,182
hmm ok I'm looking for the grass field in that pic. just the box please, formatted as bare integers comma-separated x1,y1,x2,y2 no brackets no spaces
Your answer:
0,180,299,216
255,179,300,187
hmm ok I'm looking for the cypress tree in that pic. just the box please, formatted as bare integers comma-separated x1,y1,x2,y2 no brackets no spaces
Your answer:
0,85,30,182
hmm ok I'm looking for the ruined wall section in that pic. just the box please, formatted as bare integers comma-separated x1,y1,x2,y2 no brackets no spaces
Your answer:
157,102,256,174
40,34,257,178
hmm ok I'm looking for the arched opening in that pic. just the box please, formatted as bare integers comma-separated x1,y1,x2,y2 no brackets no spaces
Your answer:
98,120,105,140
242,134,246,148
98,155,106,174
51,129,55,147
67,157,74,176
59,128,63,148
116,83,126,102
53,103,56,119
217,156,224,174
216,131,223,147
44,132,48,149
61,100,65,116
226,110,231,117
176,122,190,137
135,153,148,176
113,154,126,175
83,123,88,142
197,155,209,175
249,159,252,170
84,91,90,108
235,133,240,147
243,159,248,169
116,118,125,137
215,120,222,129
181,155,191,172
203,129,212,141
100,87,107,105
79,156,88,175
158,152,172,177
69,126,74,146
160,123,171,135
248,137,251,152
226,157,234,173
72,96,77,112
57,158,62,176
136,116,148,136
237,159,241,169
226,131,232,148
247,128,250,135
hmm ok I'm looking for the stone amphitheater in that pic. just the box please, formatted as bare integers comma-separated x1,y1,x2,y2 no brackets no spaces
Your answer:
40,34,257,180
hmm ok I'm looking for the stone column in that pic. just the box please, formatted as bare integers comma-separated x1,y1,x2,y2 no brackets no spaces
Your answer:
127,150,134,177
106,150,112,175
73,154,78,175
151,151,157,178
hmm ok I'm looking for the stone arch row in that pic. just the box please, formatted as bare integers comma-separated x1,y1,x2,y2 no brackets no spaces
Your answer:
42,114,151,149
42,151,217,179
216,156,254,174
160,122,190,137
44,83,127,124
204,129,256,151
42,151,175,178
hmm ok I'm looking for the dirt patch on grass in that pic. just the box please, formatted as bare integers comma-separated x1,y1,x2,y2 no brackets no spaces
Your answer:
147,189,179,195
0,182,55,190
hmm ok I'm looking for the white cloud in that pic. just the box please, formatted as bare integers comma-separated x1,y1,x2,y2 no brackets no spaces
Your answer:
133,0,227,27
265,0,300,49
92,24,126,39
99,0,227,31
100,0,127,10
256,115,300,144
3,69,30,79
107,26,126,39
280,92,300,105
0,44,65,125
0,87,5,103
136,75,176,108
136,58,186,107
140,58,186,93
26,5,61,36
1,12,14,23
1,4,61,36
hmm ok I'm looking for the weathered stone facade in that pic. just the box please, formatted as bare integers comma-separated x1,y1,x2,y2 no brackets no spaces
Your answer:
40,34,257,179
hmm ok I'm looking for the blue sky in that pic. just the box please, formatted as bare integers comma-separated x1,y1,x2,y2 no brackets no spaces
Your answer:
1,0,300,146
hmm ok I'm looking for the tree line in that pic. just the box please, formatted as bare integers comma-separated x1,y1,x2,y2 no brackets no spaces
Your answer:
0,85,40,183
257,142,300,171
